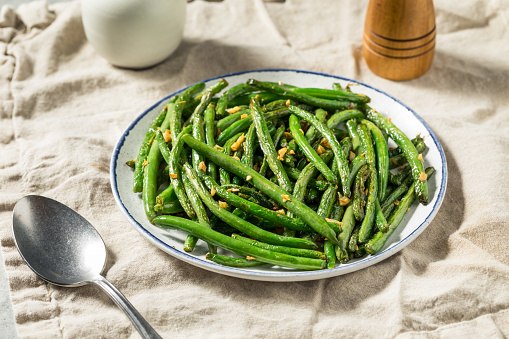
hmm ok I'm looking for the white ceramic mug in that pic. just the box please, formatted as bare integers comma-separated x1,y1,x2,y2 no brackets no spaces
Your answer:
81,0,186,69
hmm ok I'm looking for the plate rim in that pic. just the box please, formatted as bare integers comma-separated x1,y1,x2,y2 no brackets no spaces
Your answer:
110,68,448,282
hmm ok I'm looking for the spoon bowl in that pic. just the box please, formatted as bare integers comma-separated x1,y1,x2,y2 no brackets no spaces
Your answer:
12,195,161,339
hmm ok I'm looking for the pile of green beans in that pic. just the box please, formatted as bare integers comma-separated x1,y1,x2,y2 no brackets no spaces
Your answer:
128,78,434,270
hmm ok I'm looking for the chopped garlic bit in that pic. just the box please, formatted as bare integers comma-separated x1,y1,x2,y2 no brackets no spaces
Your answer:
240,113,249,120
419,171,428,181
210,187,216,197
278,81,283,86
418,153,424,162
214,144,222,151
325,218,342,226
387,117,392,122
321,139,331,149
142,159,149,166
288,149,295,155
231,188,240,192
226,106,241,114
349,151,356,162
299,128,304,135
246,256,257,260
338,196,351,206
198,161,207,172
277,147,288,161
246,175,252,181
231,133,245,151
281,194,291,202
169,173,178,179
316,145,326,155
285,99,291,106
218,201,228,209
284,132,293,139
163,129,172,143
276,209,286,215
232,156,241,161
394,200,400,206
359,93,366,97
255,94,260,99
361,153,366,157
178,101,186,104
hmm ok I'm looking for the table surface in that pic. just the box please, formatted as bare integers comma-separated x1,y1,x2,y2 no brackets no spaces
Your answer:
1,0,508,338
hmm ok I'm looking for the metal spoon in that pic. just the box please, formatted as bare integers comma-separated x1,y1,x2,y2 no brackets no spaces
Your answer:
12,195,161,339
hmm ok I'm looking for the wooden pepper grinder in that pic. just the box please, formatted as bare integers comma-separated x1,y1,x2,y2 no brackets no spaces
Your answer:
363,0,436,81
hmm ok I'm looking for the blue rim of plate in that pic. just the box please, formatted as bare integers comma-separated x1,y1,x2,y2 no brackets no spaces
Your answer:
110,68,447,281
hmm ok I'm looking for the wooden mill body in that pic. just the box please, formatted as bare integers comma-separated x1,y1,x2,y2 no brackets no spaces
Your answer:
363,0,436,80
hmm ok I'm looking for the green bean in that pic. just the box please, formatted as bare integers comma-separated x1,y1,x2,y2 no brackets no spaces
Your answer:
205,253,266,267
168,126,195,219
359,119,389,201
156,185,177,205
305,108,327,143
357,124,378,243
153,199,184,214
381,184,408,213
289,105,350,197
216,83,257,119
291,87,370,104
251,98,293,192
316,184,337,219
345,119,362,154
247,79,352,110
389,141,427,169
201,175,313,232
240,123,257,170
347,155,368,191
374,198,388,233
365,166,435,254
185,79,228,128
181,169,216,253
183,164,318,249
324,240,336,269
228,92,283,107
340,136,352,159
232,234,326,259
352,164,369,221
133,105,168,193
204,103,219,182
216,108,250,131
290,114,338,184
366,109,429,205
216,107,290,146
154,215,326,270
141,103,175,221
348,226,360,252
327,110,365,129
171,83,205,147
383,203,396,220
388,135,424,157
220,184,274,209
388,166,412,186
219,132,243,185
284,166,329,191
182,135,340,245
126,158,136,168
336,205,355,262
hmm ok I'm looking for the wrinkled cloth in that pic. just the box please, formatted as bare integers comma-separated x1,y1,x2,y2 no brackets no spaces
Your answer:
1,0,509,338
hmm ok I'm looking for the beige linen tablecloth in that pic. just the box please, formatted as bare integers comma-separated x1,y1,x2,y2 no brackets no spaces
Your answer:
1,0,509,338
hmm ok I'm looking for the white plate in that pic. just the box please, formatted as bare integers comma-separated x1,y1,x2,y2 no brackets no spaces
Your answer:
110,69,447,282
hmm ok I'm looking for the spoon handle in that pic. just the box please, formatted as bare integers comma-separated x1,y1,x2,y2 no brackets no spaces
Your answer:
91,276,162,339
